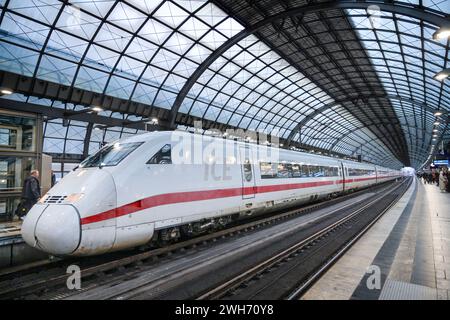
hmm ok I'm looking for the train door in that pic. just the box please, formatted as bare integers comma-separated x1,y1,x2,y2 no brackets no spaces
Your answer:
239,146,256,199
375,166,379,184
340,163,346,192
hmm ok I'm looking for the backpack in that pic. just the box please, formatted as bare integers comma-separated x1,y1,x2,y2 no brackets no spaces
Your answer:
15,200,29,218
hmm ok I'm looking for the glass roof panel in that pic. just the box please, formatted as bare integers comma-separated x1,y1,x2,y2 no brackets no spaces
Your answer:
0,0,446,169
348,5,449,168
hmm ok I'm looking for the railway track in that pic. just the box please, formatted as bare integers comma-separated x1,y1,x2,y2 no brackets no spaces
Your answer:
197,177,411,300
70,178,409,300
0,179,404,300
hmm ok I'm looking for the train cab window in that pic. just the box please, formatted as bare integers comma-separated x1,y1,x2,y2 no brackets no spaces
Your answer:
80,142,143,168
243,159,253,182
148,144,172,164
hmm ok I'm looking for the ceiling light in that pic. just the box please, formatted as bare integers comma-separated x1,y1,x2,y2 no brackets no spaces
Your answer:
434,122,440,125
434,111,443,116
0,88,13,95
151,118,158,124
91,106,103,112
433,129,438,132
433,68,450,81
93,124,106,131
433,27,450,40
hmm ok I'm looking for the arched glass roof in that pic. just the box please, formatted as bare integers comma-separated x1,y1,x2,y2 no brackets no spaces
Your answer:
347,6,449,168
0,0,448,171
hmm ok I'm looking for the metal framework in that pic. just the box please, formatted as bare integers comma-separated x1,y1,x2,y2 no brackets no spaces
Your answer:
0,0,448,173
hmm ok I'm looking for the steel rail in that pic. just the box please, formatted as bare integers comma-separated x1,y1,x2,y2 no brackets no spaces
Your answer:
196,178,410,300
0,179,399,299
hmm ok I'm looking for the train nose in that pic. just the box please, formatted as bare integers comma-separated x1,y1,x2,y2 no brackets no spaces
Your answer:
22,205,81,255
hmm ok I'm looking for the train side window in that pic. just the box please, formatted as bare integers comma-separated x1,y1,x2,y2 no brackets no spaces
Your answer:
292,164,301,177
300,165,309,177
147,144,172,164
277,163,292,178
324,166,332,177
260,162,277,179
309,165,319,177
243,159,253,182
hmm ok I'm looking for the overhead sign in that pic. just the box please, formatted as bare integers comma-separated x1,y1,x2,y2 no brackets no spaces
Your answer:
433,159,449,166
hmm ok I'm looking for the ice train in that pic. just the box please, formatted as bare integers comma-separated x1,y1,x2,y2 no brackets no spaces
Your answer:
22,131,400,256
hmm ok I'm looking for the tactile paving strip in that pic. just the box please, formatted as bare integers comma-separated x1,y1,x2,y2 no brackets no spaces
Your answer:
379,279,436,300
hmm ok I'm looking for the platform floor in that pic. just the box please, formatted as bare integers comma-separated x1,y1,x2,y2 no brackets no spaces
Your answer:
302,178,450,300
0,221,22,239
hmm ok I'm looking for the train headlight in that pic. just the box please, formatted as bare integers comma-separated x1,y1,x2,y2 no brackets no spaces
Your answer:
65,193,85,203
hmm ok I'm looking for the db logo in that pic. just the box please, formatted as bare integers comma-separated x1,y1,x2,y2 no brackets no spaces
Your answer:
66,6,82,31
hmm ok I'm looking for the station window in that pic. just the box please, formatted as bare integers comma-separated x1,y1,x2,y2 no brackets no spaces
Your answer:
148,144,172,164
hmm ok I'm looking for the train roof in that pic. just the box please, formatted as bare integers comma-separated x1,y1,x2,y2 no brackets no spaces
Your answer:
116,131,397,171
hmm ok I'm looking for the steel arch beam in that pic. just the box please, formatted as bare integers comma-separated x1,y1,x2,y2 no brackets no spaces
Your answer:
169,0,450,128
329,122,429,152
285,94,442,145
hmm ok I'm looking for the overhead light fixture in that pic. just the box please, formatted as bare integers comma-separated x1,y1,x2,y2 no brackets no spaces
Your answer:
151,118,158,124
433,68,450,81
434,121,440,125
93,124,106,131
0,88,13,95
433,129,438,132
434,111,443,116
91,106,103,112
433,27,450,40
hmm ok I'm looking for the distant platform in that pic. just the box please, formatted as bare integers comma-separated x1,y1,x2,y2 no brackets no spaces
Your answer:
302,177,450,300
0,221,22,241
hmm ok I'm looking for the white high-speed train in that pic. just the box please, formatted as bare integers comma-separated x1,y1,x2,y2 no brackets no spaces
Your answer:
22,131,401,256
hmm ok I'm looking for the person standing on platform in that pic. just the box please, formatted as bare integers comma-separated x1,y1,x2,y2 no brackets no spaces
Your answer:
16,170,41,219
51,170,56,187
439,168,448,193
446,169,450,193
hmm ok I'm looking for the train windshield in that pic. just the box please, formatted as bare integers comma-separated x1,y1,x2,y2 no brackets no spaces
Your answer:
80,142,143,168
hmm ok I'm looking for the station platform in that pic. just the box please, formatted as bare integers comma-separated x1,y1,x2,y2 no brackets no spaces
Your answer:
0,220,48,269
0,221,22,239
302,177,450,300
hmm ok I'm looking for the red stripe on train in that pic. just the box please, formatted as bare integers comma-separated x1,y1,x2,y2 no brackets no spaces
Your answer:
81,180,335,225
80,175,399,225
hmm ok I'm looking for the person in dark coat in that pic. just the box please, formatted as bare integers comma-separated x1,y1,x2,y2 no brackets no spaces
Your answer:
17,170,41,218
51,170,56,187
446,170,450,193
